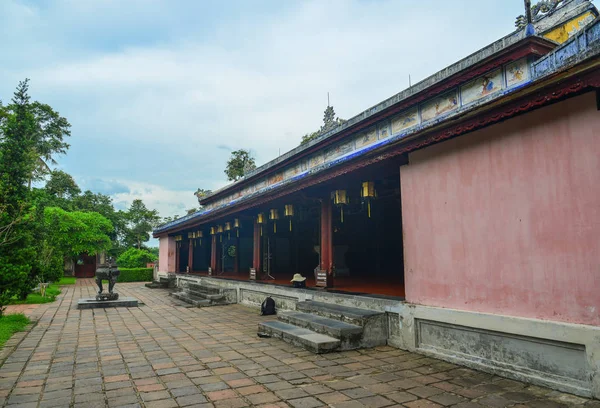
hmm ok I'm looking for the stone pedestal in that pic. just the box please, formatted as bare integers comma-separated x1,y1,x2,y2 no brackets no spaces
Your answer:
77,256,139,309
78,297,139,309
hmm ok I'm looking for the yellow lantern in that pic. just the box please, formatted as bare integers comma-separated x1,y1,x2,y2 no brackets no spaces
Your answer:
210,226,216,235
269,209,279,233
333,190,348,205
225,222,232,239
217,225,223,242
332,190,349,222
257,213,265,236
361,181,377,218
233,218,240,237
284,204,294,231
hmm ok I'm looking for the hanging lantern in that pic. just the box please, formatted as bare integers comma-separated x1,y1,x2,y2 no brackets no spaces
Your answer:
197,230,203,246
210,226,216,235
284,204,294,231
225,222,232,239
234,218,240,237
217,225,223,242
270,209,279,233
257,213,265,236
332,190,349,222
360,181,377,218
188,232,193,239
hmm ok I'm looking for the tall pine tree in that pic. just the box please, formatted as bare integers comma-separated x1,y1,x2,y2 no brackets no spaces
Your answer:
0,80,38,313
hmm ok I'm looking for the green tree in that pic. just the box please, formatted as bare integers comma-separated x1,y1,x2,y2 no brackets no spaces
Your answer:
40,207,113,282
27,102,71,188
45,170,80,200
117,247,157,268
224,149,256,181
161,214,180,224
0,80,38,314
124,199,161,249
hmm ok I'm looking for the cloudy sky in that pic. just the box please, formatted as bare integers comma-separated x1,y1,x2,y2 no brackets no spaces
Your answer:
1,0,525,219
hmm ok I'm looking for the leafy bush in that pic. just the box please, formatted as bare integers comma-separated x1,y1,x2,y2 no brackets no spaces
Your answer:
117,248,157,268
118,268,153,282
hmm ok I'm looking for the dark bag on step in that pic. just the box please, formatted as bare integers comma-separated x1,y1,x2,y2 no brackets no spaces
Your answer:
261,297,276,316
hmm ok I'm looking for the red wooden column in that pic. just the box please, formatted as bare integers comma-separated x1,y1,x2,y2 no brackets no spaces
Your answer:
210,235,217,272
320,197,334,288
253,220,262,272
188,240,193,272
175,242,180,273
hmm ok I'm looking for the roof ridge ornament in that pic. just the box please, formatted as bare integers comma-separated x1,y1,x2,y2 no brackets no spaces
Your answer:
515,0,568,29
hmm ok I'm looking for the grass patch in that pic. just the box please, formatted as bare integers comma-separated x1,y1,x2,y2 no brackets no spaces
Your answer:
57,277,76,285
9,284,61,305
0,313,30,348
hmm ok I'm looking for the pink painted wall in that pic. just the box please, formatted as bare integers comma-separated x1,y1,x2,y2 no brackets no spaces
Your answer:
401,92,600,326
158,236,176,273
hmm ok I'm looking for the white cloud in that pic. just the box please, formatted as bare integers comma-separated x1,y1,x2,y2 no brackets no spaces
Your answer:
1,0,525,220
110,180,198,218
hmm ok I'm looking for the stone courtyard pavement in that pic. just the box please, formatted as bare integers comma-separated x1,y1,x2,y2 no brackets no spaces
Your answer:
0,280,597,408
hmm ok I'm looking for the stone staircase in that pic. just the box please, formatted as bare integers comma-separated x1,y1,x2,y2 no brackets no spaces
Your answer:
170,281,236,307
258,300,388,353
145,277,169,289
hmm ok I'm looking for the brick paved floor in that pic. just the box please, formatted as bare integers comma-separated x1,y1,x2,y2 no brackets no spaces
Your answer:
0,279,597,408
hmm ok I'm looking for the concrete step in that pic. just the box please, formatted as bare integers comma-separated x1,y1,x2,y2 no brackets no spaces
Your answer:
295,300,383,326
258,321,340,354
145,281,168,289
294,301,388,349
170,292,212,307
185,288,224,301
185,283,221,294
278,311,362,349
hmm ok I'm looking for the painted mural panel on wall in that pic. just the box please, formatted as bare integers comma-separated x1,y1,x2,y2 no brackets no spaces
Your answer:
284,161,304,179
421,91,459,122
391,108,419,135
255,178,267,191
461,69,503,105
355,128,378,149
268,172,283,186
241,185,254,197
309,153,324,169
378,122,391,140
324,139,355,162
506,59,529,87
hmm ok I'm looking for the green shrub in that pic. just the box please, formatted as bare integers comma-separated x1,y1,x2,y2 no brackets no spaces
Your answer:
117,248,157,268
118,268,153,282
